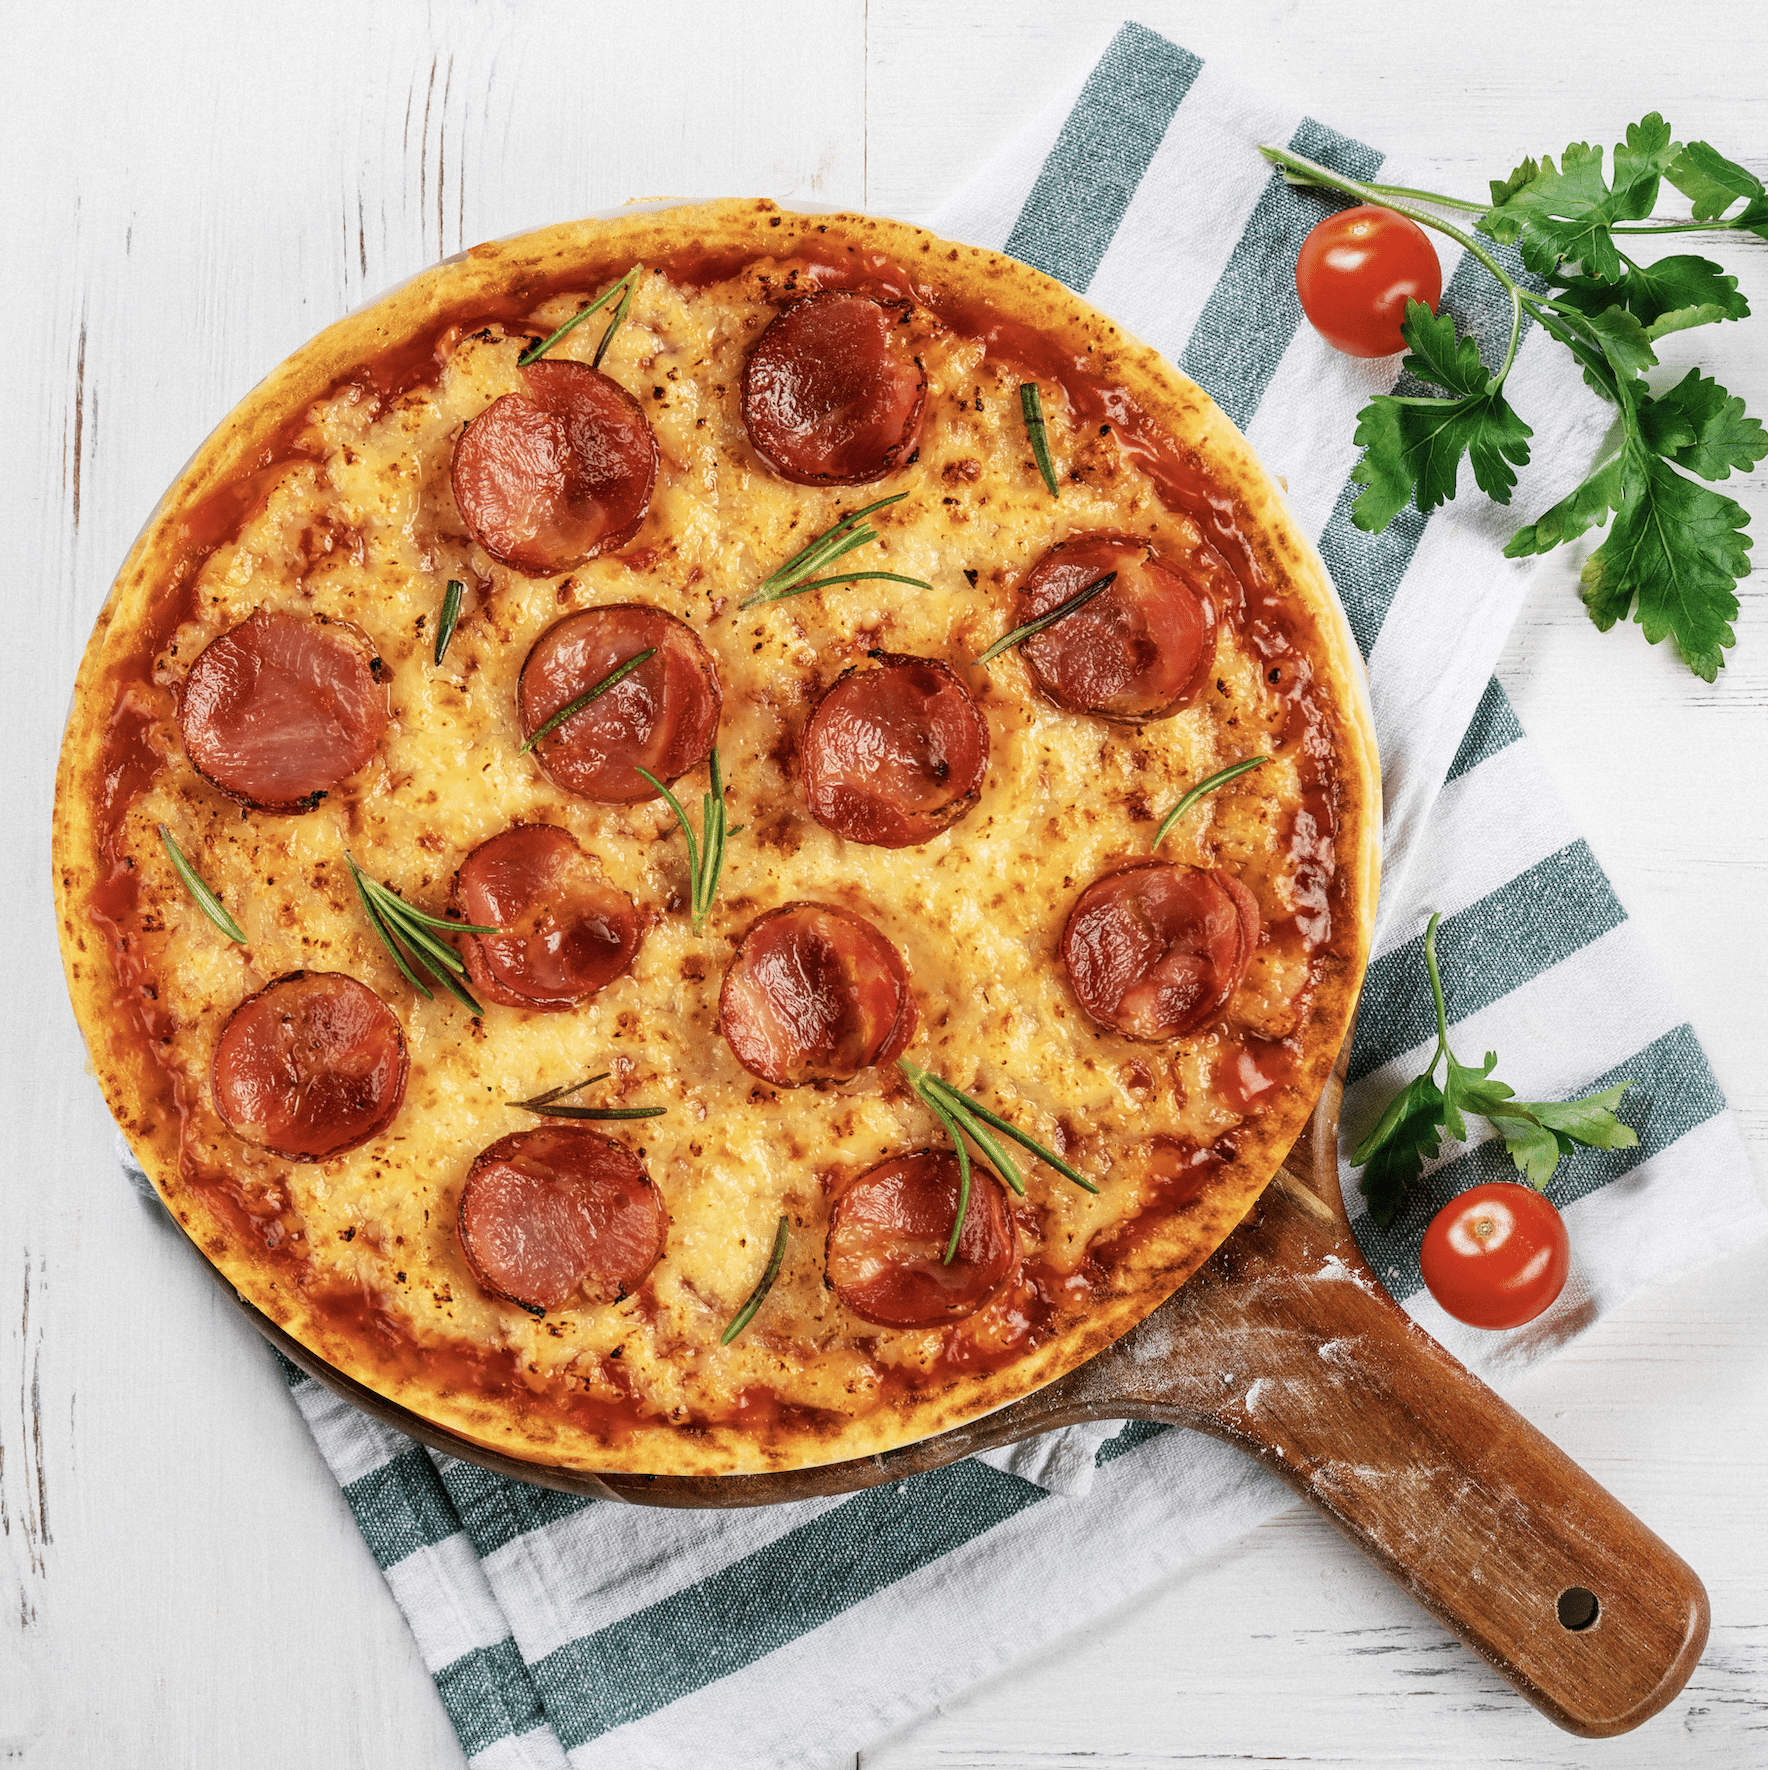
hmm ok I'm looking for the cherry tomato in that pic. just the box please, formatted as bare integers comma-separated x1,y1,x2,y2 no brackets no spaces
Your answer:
1295,205,1443,358
1420,1183,1570,1330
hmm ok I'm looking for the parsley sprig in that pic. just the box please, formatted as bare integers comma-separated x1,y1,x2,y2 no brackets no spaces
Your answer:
1351,912,1637,1227
740,495,931,610
1261,118,1768,682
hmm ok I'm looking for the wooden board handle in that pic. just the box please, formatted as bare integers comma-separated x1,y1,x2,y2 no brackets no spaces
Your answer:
1115,1175,1709,1737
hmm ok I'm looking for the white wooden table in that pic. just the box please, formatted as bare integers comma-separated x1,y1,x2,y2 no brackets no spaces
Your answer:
6,3,1765,1764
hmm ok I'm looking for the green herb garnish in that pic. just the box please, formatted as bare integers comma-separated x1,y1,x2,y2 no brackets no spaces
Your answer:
973,570,1116,666
1351,912,1638,1226
899,1058,1099,1264
157,824,246,944
739,494,931,610
1261,120,1768,681
521,648,656,754
510,1072,666,1120
517,264,643,369
1152,756,1268,850
721,1216,790,1345
636,746,737,936
1020,382,1061,497
346,854,498,1014
433,579,465,666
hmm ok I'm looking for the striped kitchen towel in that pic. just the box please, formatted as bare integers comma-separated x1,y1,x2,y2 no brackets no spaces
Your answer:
121,22,1767,1770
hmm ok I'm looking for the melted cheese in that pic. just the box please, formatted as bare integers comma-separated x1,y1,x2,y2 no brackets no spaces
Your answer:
122,262,1317,1425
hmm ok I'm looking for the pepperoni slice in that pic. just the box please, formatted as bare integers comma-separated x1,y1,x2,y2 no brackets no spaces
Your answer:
826,1151,1017,1327
800,653,989,848
742,292,927,486
211,971,407,1161
458,1127,665,1313
1062,861,1261,1042
719,903,916,1087
452,359,658,575
1014,531,1223,723
179,609,388,812
517,604,722,803
454,823,644,1011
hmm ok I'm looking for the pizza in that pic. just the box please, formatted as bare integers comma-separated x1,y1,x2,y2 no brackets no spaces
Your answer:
54,199,1380,1477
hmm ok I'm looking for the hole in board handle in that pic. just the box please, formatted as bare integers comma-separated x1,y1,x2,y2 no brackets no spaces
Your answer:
1557,1586,1600,1631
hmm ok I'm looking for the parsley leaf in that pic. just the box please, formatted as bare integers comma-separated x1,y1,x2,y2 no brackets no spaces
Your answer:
1550,254,1748,340
1351,915,1638,1225
1350,303,1534,532
1352,1072,1447,1228
1579,446,1748,681
1482,115,1678,279
1665,141,1768,237
1640,368,1768,481
1500,304,1759,680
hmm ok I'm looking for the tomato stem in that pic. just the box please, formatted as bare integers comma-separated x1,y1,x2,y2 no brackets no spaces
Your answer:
1260,146,1523,299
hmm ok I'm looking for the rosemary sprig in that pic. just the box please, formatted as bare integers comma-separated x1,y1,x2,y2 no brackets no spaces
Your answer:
515,1073,609,1108
721,1216,790,1345
345,854,498,1013
433,579,465,665
973,571,1116,667
739,494,931,610
1152,756,1269,850
636,747,736,936
157,824,246,944
510,1071,667,1121
521,648,656,754
1020,383,1060,497
899,1057,1100,1209
917,1079,975,1264
590,265,641,370
517,264,643,369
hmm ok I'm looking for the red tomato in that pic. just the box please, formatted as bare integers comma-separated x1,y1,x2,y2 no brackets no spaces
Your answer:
1295,205,1443,358
1420,1182,1570,1330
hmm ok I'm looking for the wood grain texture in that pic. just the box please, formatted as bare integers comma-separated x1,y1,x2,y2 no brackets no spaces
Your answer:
6,0,1765,1765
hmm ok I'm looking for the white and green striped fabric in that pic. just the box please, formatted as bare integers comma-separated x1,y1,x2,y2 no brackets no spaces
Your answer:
122,23,1767,1768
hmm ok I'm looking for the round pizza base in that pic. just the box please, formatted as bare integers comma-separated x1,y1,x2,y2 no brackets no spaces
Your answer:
55,199,1380,1476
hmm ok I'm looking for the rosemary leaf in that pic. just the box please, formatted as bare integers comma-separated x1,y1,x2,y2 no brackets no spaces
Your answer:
926,1077,1097,1194
1151,756,1269,850
743,570,932,609
351,868,434,1000
1020,383,1061,497
591,264,642,370
521,648,656,754
938,1091,1027,1198
157,824,247,944
974,570,1116,666
433,579,465,665
517,265,642,368
722,1216,791,1345
919,1084,975,1264
638,747,734,935
512,1073,610,1112
741,494,930,610
345,854,497,1013
901,1058,1098,1197
512,1102,667,1121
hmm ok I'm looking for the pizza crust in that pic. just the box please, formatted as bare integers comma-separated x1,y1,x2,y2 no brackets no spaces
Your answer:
55,199,1380,1476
